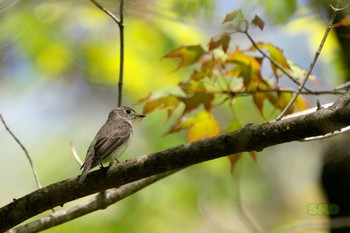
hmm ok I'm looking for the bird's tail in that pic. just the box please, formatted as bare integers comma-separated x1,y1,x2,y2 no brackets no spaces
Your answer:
78,162,90,183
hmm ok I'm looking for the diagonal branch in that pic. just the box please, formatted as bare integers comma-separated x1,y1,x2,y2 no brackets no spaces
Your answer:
244,31,312,92
0,114,42,189
276,0,344,120
7,171,176,233
89,0,120,24
1,89,350,232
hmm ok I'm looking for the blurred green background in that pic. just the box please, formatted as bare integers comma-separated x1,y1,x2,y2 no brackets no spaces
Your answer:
0,0,345,232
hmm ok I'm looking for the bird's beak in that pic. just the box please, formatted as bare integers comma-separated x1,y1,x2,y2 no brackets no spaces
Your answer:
134,114,145,122
137,114,146,119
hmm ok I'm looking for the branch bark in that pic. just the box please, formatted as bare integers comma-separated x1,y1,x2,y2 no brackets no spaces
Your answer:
7,171,176,233
1,90,350,232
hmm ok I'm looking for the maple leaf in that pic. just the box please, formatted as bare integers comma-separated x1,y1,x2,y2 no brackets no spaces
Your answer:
333,15,350,28
163,45,205,71
179,92,214,115
190,70,210,81
224,119,260,173
166,115,195,134
188,111,221,142
294,95,309,111
272,92,308,114
253,92,267,118
228,153,242,173
251,15,265,30
227,50,263,88
222,9,248,33
287,61,322,87
250,42,289,79
208,34,231,52
222,9,245,24
190,59,218,81
177,81,214,114
250,81,279,118
142,95,180,121
228,151,260,173
166,111,220,142
179,80,207,95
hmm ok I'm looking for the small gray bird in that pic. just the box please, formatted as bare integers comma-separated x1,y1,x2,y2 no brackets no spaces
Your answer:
78,106,145,183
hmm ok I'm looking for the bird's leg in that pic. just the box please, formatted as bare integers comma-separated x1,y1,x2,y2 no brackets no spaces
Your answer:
99,163,108,171
114,158,120,163
98,163,110,176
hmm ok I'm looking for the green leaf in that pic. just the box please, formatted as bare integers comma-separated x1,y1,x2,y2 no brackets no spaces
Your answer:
265,0,296,24
222,9,246,32
179,81,207,95
287,61,321,86
222,9,245,24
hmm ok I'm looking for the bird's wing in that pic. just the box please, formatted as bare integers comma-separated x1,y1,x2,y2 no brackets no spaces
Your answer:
91,121,132,166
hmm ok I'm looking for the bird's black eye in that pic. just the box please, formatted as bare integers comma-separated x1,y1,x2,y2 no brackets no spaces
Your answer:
126,109,131,114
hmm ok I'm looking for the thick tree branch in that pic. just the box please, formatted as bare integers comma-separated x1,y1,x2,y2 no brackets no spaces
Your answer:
7,171,176,233
1,90,350,232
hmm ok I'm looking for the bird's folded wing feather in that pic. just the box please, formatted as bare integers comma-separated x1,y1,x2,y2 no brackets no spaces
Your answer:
92,121,132,166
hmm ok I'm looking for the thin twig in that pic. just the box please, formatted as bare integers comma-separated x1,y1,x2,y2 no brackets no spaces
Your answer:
197,197,235,233
89,0,125,106
221,88,345,97
244,31,312,92
181,81,345,97
89,0,120,24
234,165,264,233
276,0,343,120
118,0,125,107
7,170,177,233
0,114,42,189
70,141,83,167
330,2,350,11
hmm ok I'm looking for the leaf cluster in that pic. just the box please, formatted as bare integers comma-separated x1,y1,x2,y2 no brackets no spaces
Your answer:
141,10,309,142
